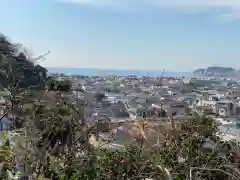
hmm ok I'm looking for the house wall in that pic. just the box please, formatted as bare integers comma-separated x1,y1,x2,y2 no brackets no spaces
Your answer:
166,106,186,117
197,100,216,112
236,106,240,115
215,101,236,116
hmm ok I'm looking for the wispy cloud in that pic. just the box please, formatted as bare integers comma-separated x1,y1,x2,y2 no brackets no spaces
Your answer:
61,0,240,7
60,0,240,21
217,8,240,22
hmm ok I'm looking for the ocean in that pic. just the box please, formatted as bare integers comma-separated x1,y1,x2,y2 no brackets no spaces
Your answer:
47,67,193,77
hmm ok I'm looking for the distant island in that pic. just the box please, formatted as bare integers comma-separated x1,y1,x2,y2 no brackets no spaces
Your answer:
193,66,238,77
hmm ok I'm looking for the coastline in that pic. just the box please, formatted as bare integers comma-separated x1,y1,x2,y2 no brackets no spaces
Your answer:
47,67,193,77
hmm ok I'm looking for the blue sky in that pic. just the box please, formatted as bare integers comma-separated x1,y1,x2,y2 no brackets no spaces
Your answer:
1,0,240,71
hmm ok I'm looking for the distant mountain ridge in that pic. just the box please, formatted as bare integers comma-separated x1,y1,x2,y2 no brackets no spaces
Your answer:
193,66,238,77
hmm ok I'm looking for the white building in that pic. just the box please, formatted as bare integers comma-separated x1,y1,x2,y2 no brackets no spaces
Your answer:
196,98,236,117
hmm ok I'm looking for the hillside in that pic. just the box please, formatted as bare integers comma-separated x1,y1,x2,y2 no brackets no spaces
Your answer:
0,34,47,88
193,66,236,77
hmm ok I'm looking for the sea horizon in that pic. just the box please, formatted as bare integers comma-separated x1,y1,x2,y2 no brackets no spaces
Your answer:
47,67,193,77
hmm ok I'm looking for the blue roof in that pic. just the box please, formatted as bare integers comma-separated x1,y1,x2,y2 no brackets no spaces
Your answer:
184,98,194,102
0,117,11,131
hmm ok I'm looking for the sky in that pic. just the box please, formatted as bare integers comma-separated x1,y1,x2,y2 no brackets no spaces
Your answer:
1,0,240,71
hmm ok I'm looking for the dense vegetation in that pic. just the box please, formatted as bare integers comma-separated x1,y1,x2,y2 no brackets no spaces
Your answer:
193,66,236,77
46,77,72,92
0,34,47,88
0,34,240,180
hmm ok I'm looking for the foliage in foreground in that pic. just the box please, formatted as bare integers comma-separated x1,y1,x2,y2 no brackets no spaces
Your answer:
0,33,240,180
50,115,239,180
46,77,72,92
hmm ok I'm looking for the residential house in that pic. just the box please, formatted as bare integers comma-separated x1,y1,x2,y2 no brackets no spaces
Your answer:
111,126,136,146
215,100,236,117
196,97,236,117
163,102,186,117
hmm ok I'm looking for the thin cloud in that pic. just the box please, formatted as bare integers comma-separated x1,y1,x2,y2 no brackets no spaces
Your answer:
60,0,240,21
218,9,240,22
61,0,240,7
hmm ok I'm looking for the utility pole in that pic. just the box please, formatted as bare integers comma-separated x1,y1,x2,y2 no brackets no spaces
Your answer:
159,69,164,117
152,68,164,97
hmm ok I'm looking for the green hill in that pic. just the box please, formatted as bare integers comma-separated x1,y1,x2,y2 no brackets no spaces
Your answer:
193,66,236,77
0,34,47,88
